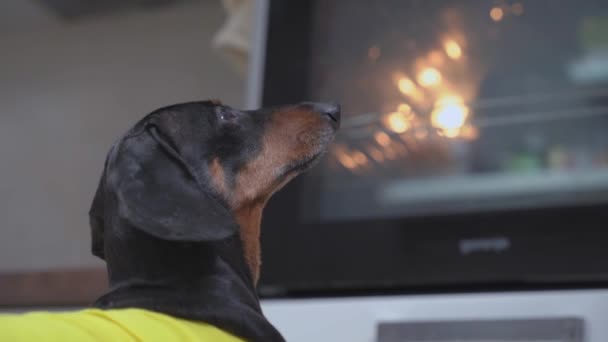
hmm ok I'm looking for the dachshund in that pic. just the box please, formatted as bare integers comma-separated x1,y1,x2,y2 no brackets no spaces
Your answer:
0,100,340,342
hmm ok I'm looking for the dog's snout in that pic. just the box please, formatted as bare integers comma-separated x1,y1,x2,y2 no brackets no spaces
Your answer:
302,102,341,129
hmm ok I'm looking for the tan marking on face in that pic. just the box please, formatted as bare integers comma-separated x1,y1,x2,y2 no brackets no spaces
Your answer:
232,108,325,206
208,158,229,200
209,107,332,283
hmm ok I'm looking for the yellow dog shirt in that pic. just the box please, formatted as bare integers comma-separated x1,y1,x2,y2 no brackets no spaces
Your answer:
0,308,245,341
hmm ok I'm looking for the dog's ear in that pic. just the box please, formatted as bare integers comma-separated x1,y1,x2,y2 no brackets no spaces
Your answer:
89,167,107,260
102,120,238,242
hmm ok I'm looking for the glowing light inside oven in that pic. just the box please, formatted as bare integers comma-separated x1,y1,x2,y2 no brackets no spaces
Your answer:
398,77,417,95
431,95,469,134
366,146,385,162
351,150,369,166
444,40,462,60
334,23,489,171
374,131,392,147
333,145,357,170
397,103,412,114
490,7,504,22
336,153,356,169
417,67,442,87
383,112,411,133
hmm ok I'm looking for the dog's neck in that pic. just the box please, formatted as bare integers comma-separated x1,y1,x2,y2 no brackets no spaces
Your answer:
235,204,264,284
94,225,284,342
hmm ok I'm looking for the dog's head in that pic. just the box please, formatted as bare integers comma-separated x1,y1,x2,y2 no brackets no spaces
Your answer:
89,100,340,283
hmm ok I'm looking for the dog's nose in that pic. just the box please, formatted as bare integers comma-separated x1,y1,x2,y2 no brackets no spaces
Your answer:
303,102,341,129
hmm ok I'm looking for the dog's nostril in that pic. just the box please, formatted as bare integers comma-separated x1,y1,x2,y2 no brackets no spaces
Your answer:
323,104,341,123
303,102,341,125
321,104,340,130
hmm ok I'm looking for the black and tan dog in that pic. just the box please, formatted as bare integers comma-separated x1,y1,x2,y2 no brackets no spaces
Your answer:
0,101,340,341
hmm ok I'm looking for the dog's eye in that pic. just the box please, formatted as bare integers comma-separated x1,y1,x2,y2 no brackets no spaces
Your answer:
217,108,240,123
219,111,236,121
